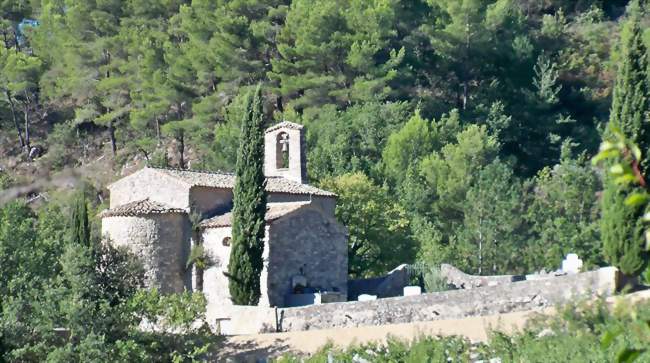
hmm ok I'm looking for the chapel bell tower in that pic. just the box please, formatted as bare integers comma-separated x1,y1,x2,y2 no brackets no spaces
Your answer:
264,121,307,184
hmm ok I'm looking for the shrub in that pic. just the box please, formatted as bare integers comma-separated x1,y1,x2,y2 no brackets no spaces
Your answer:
45,121,78,169
406,263,449,293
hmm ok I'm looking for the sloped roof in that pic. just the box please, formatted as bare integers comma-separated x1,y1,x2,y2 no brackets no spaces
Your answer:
100,198,186,218
265,176,334,196
200,202,310,228
265,121,304,133
150,167,335,197
153,168,235,188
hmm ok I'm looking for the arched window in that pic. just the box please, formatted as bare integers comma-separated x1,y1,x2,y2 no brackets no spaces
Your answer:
222,237,231,247
276,132,289,169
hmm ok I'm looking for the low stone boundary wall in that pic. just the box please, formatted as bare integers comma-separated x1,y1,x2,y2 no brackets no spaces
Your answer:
348,264,409,300
212,267,617,335
277,267,617,332
209,305,277,335
440,264,523,289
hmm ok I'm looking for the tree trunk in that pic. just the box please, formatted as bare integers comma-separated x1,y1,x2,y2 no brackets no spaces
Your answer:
196,266,204,292
13,29,20,53
108,120,117,155
23,105,31,154
2,29,9,50
462,15,470,111
462,81,468,111
276,94,284,113
155,116,161,145
5,91,25,148
492,239,497,274
178,132,185,169
478,226,483,275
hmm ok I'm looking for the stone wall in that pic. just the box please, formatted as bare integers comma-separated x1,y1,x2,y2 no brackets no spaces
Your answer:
102,213,191,293
440,264,525,289
214,305,278,335
202,226,272,312
201,205,347,310
267,194,336,216
264,125,307,184
109,168,190,209
348,264,410,300
277,267,617,332
266,207,348,307
189,186,232,216
211,267,618,334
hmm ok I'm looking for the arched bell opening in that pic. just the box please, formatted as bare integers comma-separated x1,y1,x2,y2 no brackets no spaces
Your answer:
276,132,290,169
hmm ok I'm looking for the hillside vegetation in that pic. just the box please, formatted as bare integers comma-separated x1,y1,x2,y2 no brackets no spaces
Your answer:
3,1,650,361
0,0,648,278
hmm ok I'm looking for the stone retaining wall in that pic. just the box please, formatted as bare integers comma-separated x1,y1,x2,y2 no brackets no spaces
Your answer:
277,267,616,332
212,267,617,334
440,264,525,289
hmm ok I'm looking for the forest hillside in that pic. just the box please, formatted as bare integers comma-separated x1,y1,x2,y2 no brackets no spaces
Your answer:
1,0,648,278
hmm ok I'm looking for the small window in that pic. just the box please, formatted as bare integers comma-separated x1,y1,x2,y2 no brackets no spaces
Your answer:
222,237,231,247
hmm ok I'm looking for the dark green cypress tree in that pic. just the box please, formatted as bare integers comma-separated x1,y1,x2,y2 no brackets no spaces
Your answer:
228,85,267,305
70,191,90,247
601,6,650,277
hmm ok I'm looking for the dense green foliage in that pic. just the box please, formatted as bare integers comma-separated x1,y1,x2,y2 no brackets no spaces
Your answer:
1,0,649,277
0,197,215,361
228,86,268,305
275,300,650,363
601,6,650,276
1,1,650,360
321,173,414,278
69,191,90,247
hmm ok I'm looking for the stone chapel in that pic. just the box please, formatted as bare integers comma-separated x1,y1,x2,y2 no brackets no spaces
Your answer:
100,122,348,310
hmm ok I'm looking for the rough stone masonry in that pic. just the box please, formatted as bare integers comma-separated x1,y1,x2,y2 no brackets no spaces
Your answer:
101,121,349,315
215,267,617,334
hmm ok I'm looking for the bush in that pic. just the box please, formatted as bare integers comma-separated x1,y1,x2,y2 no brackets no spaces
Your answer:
275,336,473,363
423,266,448,293
406,263,449,293
45,121,78,169
0,169,12,189
0,196,217,362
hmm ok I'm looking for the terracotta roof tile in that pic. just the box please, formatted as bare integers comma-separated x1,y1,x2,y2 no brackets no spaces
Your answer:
150,167,335,197
200,202,310,228
265,121,304,133
153,168,235,188
264,177,334,196
100,198,186,218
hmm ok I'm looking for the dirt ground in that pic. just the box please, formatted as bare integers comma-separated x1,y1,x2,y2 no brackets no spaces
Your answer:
214,290,650,362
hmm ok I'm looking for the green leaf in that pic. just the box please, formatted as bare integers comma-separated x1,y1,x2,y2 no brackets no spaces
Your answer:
631,145,642,161
625,193,649,207
615,174,639,185
609,124,623,136
592,149,621,164
601,328,622,349
599,141,615,152
617,348,644,363
610,164,625,175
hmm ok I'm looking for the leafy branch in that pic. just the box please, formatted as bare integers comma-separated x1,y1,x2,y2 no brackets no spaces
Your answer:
592,126,650,239
593,129,650,362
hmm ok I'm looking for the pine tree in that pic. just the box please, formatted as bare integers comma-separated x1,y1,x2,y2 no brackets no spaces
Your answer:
70,191,90,247
228,85,267,305
270,0,404,113
601,7,650,277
